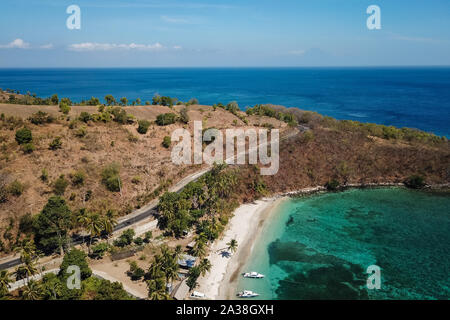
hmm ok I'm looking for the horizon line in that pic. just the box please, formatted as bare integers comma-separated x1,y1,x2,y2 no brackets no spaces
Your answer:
1,65,450,70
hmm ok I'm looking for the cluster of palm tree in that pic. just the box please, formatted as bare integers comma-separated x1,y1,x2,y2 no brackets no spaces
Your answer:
146,245,182,300
0,269,12,297
75,209,117,253
0,239,43,299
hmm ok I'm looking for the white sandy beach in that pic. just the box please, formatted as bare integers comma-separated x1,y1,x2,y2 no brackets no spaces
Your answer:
196,196,286,300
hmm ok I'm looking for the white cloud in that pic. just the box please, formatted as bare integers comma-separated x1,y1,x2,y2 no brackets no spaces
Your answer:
173,45,183,50
40,43,54,49
0,38,30,49
68,42,168,52
288,50,306,56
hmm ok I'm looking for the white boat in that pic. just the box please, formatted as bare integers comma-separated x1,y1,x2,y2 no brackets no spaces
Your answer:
243,271,265,279
190,291,206,299
237,290,260,298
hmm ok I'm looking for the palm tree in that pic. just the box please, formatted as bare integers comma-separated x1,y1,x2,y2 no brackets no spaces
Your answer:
227,239,238,253
21,280,42,300
85,213,104,253
147,278,170,300
102,209,118,235
192,237,207,258
198,259,212,277
15,253,38,284
0,270,12,296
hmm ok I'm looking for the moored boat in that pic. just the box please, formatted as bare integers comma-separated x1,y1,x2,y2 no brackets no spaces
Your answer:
242,271,265,278
237,290,260,298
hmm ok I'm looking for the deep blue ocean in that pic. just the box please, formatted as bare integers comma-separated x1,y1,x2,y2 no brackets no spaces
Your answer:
0,67,449,136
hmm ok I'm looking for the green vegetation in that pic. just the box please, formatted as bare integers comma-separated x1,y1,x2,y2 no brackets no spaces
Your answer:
180,107,189,124
78,112,92,123
325,179,340,191
8,180,24,197
40,169,49,182
321,117,447,145
104,95,117,106
113,229,135,247
145,245,181,300
90,242,110,259
120,97,128,106
1,247,132,300
49,137,63,150
29,111,54,125
152,95,177,107
162,136,171,148
156,113,177,126
59,102,71,115
157,164,238,238
246,104,297,126
128,261,145,281
21,142,35,154
15,127,32,145
404,175,426,189
70,170,85,186
137,119,151,134
59,249,92,280
101,163,122,192
53,175,69,195
33,196,72,255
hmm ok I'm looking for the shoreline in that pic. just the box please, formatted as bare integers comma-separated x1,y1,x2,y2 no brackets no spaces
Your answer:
195,182,450,300
195,197,286,300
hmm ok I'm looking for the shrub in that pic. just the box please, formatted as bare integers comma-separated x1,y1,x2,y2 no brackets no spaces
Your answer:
104,95,116,106
49,137,63,150
79,112,92,123
226,101,239,115
180,107,189,124
40,169,49,182
325,179,340,191
404,175,425,189
137,120,151,134
21,142,35,154
111,107,127,124
74,126,87,138
101,163,121,192
162,136,171,148
128,133,138,143
156,113,177,126
15,127,32,145
51,94,59,105
59,249,92,280
18,213,33,235
53,175,69,195
70,171,85,186
29,111,54,125
120,97,128,106
90,243,110,259
143,231,153,243
131,176,141,184
133,237,143,246
187,98,199,106
59,102,71,115
8,180,24,196
113,229,135,247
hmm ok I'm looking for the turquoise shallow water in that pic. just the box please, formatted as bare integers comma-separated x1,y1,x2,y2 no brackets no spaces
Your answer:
237,188,450,300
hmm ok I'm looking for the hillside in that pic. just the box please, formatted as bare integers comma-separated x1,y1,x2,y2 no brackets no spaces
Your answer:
0,99,287,255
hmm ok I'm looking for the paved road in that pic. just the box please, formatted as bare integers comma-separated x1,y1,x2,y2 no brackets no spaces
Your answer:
0,128,300,271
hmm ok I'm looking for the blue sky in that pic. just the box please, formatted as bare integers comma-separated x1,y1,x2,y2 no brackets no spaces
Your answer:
1,0,449,67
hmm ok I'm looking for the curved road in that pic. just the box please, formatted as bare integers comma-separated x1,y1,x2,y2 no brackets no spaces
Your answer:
0,128,300,271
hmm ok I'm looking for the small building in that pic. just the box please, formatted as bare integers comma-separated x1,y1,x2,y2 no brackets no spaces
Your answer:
172,279,190,300
178,253,197,269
